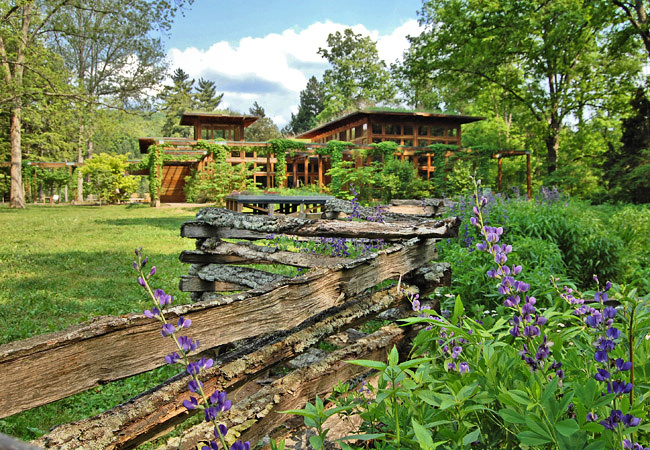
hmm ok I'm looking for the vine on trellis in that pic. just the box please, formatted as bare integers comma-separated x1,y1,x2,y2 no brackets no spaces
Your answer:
316,140,353,192
267,139,306,187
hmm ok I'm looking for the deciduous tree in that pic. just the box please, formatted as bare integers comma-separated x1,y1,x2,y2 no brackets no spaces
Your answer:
317,28,396,123
406,0,643,174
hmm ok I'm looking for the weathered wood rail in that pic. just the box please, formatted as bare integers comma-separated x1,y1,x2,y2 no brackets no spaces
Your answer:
0,206,459,449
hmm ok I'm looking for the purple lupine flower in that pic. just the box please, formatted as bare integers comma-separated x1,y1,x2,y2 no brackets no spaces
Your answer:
188,379,202,392
448,362,456,371
459,362,470,374
214,424,228,439
452,346,462,359
183,396,198,410
149,266,156,277
204,406,220,421
616,358,633,371
144,307,160,318
164,352,181,365
622,414,641,428
161,323,175,337
595,350,608,363
187,362,201,375
177,316,192,328
178,335,199,352
603,306,617,319
133,261,138,270
586,412,598,422
230,441,251,450
138,277,146,287
154,289,172,306
198,357,213,370
202,441,219,450
594,368,610,381
606,327,621,340
609,380,633,394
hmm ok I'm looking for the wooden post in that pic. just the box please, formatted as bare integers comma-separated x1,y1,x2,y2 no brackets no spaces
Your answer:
303,156,309,187
266,153,271,189
292,157,297,188
497,157,503,191
526,153,532,200
318,155,323,188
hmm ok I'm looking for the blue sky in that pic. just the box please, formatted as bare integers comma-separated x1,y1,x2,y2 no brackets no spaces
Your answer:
163,0,424,126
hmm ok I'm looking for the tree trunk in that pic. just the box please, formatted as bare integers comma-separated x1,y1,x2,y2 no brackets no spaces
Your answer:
546,116,561,174
76,129,84,203
9,106,25,208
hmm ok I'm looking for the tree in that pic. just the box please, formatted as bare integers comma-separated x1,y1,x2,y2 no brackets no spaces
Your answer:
611,0,650,60
317,28,396,123
604,87,650,203
245,102,281,141
406,0,643,174
80,152,138,204
159,68,194,137
285,76,324,135
0,0,191,208
194,77,223,111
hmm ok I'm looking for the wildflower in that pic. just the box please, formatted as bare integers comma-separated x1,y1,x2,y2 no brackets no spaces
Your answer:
459,362,470,375
161,323,175,337
164,352,181,364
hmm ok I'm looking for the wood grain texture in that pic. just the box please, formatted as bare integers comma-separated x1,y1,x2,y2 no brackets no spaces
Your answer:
0,238,432,418
181,208,460,240
34,288,409,449
159,324,415,450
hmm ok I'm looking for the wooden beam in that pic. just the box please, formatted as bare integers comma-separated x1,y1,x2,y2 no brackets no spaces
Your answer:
181,209,460,241
0,237,441,418
33,287,416,450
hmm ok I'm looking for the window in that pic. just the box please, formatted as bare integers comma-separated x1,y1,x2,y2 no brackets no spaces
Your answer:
418,126,428,136
403,125,413,136
431,127,445,137
449,127,458,137
403,139,413,146
385,124,401,135
372,123,382,134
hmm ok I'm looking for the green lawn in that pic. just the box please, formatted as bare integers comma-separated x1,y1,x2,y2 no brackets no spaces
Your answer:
0,203,200,345
0,203,204,440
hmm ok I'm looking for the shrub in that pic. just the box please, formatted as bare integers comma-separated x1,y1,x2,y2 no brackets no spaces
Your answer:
80,153,139,204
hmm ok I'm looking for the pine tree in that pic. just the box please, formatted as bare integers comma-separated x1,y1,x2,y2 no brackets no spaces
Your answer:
286,76,324,135
195,78,223,111
159,68,195,137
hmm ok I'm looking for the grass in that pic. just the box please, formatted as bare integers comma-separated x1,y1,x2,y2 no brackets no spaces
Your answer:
0,203,200,440
0,203,199,344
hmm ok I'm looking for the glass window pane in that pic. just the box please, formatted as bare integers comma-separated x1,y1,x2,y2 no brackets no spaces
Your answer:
385,124,401,135
418,126,428,136
449,127,458,137
431,127,445,137
403,125,413,136
372,123,382,134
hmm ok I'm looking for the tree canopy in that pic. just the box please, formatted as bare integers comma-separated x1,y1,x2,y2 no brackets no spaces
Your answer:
317,28,396,123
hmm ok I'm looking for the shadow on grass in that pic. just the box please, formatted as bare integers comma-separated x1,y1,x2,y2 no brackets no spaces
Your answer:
94,216,192,231
0,249,192,345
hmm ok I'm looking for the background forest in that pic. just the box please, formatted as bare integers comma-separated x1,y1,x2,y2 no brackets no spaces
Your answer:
1,0,650,205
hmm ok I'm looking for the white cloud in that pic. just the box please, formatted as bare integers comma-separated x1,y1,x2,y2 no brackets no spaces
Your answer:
167,19,422,127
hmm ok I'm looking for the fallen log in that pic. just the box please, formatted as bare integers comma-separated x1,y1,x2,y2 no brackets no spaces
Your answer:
181,208,460,240
34,287,418,450
159,323,416,450
0,238,436,418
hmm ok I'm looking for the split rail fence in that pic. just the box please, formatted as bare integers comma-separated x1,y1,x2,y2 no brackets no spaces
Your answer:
0,202,459,449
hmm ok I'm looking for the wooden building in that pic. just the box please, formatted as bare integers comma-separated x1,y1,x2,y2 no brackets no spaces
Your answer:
138,113,258,202
295,109,484,147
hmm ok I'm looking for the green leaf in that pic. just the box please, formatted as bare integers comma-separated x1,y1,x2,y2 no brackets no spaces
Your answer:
398,357,432,369
462,428,481,446
412,418,435,449
388,346,399,366
582,440,606,450
508,390,531,405
498,408,526,424
525,414,552,440
517,431,554,446
347,359,387,370
555,418,579,437
309,435,324,450
453,295,465,323
581,422,604,433
340,433,386,441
